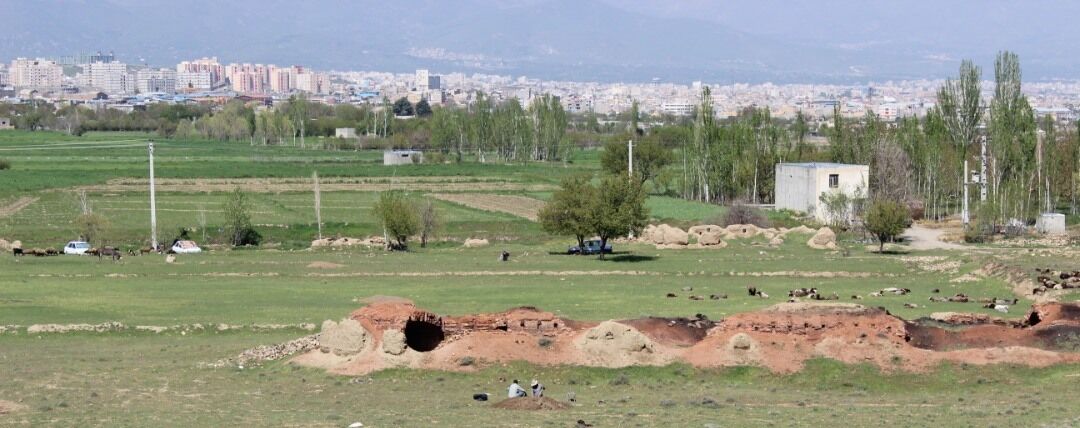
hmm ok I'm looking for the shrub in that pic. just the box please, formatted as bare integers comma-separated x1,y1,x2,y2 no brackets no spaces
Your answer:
0,159,10,170
721,202,768,227
457,356,475,366
537,337,554,348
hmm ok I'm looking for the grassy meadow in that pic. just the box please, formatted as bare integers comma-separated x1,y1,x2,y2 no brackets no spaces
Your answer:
1,130,1078,427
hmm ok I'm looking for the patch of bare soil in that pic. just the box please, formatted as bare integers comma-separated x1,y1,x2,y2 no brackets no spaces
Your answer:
306,261,345,269
0,400,26,415
431,193,545,221
0,197,38,218
71,177,555,193
492,397,570,411
287,301,1080,376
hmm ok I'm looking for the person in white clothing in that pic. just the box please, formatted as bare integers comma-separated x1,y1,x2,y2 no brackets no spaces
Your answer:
507,380,527,398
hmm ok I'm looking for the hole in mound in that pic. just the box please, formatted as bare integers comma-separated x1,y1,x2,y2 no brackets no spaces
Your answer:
404,319,444,352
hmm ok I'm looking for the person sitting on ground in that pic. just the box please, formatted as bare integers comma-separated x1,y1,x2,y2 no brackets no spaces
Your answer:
507,379,527,398
530,379,544,397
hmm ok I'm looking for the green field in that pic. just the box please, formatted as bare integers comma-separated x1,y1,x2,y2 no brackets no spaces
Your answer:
1,131,1078,427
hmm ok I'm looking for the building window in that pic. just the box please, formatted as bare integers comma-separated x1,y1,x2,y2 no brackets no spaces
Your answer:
828,174,839,188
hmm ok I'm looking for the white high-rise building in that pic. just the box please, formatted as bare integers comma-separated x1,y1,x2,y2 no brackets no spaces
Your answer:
136,68,177,94
295,71,329,94
83,61,132,95
176,71,212,91
415,69,430,91
177,57,224,87
10,58,63,89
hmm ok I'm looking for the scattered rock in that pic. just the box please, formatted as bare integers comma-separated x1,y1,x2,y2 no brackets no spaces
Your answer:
381,329,407,355
808,227,838,250
319,319,372,356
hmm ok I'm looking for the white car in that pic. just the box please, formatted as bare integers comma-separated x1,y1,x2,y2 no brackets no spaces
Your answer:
63,241,91,255
171,240,202,254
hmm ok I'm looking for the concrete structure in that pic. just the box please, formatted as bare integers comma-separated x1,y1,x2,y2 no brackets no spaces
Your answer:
177,57,225,86
383,150,423,165
1036,213,1066,235
10,58,63,89
176,71,212,91
0,117,12,130
136,68,176,94
82,61,132,95
774,162,869,223
335,128,358,139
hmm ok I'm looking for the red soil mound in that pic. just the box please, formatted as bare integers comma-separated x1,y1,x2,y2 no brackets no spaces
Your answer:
292,299,1080,375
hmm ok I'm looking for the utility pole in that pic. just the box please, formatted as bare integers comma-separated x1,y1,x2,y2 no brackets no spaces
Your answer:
313,171,323,240
962,159,970,227
148,141,158,250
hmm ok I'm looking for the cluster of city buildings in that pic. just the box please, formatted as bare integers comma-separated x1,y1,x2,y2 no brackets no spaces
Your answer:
1,51,1079,124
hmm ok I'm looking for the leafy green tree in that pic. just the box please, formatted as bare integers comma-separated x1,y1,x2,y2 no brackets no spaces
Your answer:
600,138,673,187
373,191,419,250
538,174,597,251
864,199,910,253
415,99,433,117
586,175,649,259
392,98,414,117
222,187,260,246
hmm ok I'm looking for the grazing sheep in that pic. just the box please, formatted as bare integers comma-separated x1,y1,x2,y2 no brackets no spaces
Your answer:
904,303,920,309
947,294,970,303
12,248,23,257
98,247,122,262
928,296,949,302
851,295,863,300
931,288,940,293
709,294,727,300
758,292,769,299
747,286,758,297
689,295,704,301
666,293,677,298
788,287,818,298
869,292,883,297
881,287,911,295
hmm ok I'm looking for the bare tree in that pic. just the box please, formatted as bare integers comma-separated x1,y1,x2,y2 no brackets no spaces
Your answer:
196,205,207,242
872,141,914,203
418,199,440,248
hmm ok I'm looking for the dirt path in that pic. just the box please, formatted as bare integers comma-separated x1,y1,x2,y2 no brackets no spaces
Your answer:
431,193,545,221
901,224,966,250
0,197,38,219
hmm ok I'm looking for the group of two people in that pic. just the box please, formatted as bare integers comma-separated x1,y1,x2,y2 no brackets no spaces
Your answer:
508,379,543,398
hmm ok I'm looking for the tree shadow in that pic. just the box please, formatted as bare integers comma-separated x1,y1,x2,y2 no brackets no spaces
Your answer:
601,253,657,263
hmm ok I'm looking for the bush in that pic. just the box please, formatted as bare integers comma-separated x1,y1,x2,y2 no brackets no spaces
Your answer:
537,337,554,348
0,159,10,170
721,202,768,227
457,356,475,366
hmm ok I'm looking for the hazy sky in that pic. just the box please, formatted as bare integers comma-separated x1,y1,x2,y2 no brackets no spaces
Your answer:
3,0,1078,83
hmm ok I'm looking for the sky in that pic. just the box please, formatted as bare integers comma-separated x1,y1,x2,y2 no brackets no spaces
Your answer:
2,0,1078,83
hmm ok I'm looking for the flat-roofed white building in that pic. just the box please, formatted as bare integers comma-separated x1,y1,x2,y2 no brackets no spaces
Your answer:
775,162,869,223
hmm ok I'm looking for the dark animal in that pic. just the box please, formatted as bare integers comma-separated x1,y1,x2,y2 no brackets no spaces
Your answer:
12,248,23,257
139,246,155,255
689,295,703,301
30,248,46,257
128,249,137,257
472,393,489,402
98,247,122,262
45,248,59,256
709,294,727,300
87,248,100,256
747,286,758,296
499,250,510,262
666,293,677,298
576,420,593,428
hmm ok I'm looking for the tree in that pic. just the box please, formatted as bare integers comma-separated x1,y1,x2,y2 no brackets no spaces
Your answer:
864,199,910,253
538,174,598,251
373,191,419,250
74,213,110,246
600,138,673,187
418,198,440,248
393,98,414,117
223,187,260,246
586,175,649,259
415,98,433,117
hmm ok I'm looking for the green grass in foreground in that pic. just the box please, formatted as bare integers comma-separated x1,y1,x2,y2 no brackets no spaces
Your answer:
0,333,1076,427
0,242,1027,325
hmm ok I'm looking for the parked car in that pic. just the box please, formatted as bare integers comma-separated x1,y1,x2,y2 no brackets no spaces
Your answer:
170,240,202,254
63,241,91,255
567,239,612,255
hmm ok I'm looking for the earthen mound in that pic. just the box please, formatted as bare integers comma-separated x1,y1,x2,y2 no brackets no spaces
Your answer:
464,238,490,248
0,400,26,415
307,261,345,269
289,301,1080,376
492,397,570,411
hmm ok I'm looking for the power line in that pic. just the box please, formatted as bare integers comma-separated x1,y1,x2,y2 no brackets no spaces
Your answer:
0,139,149,149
